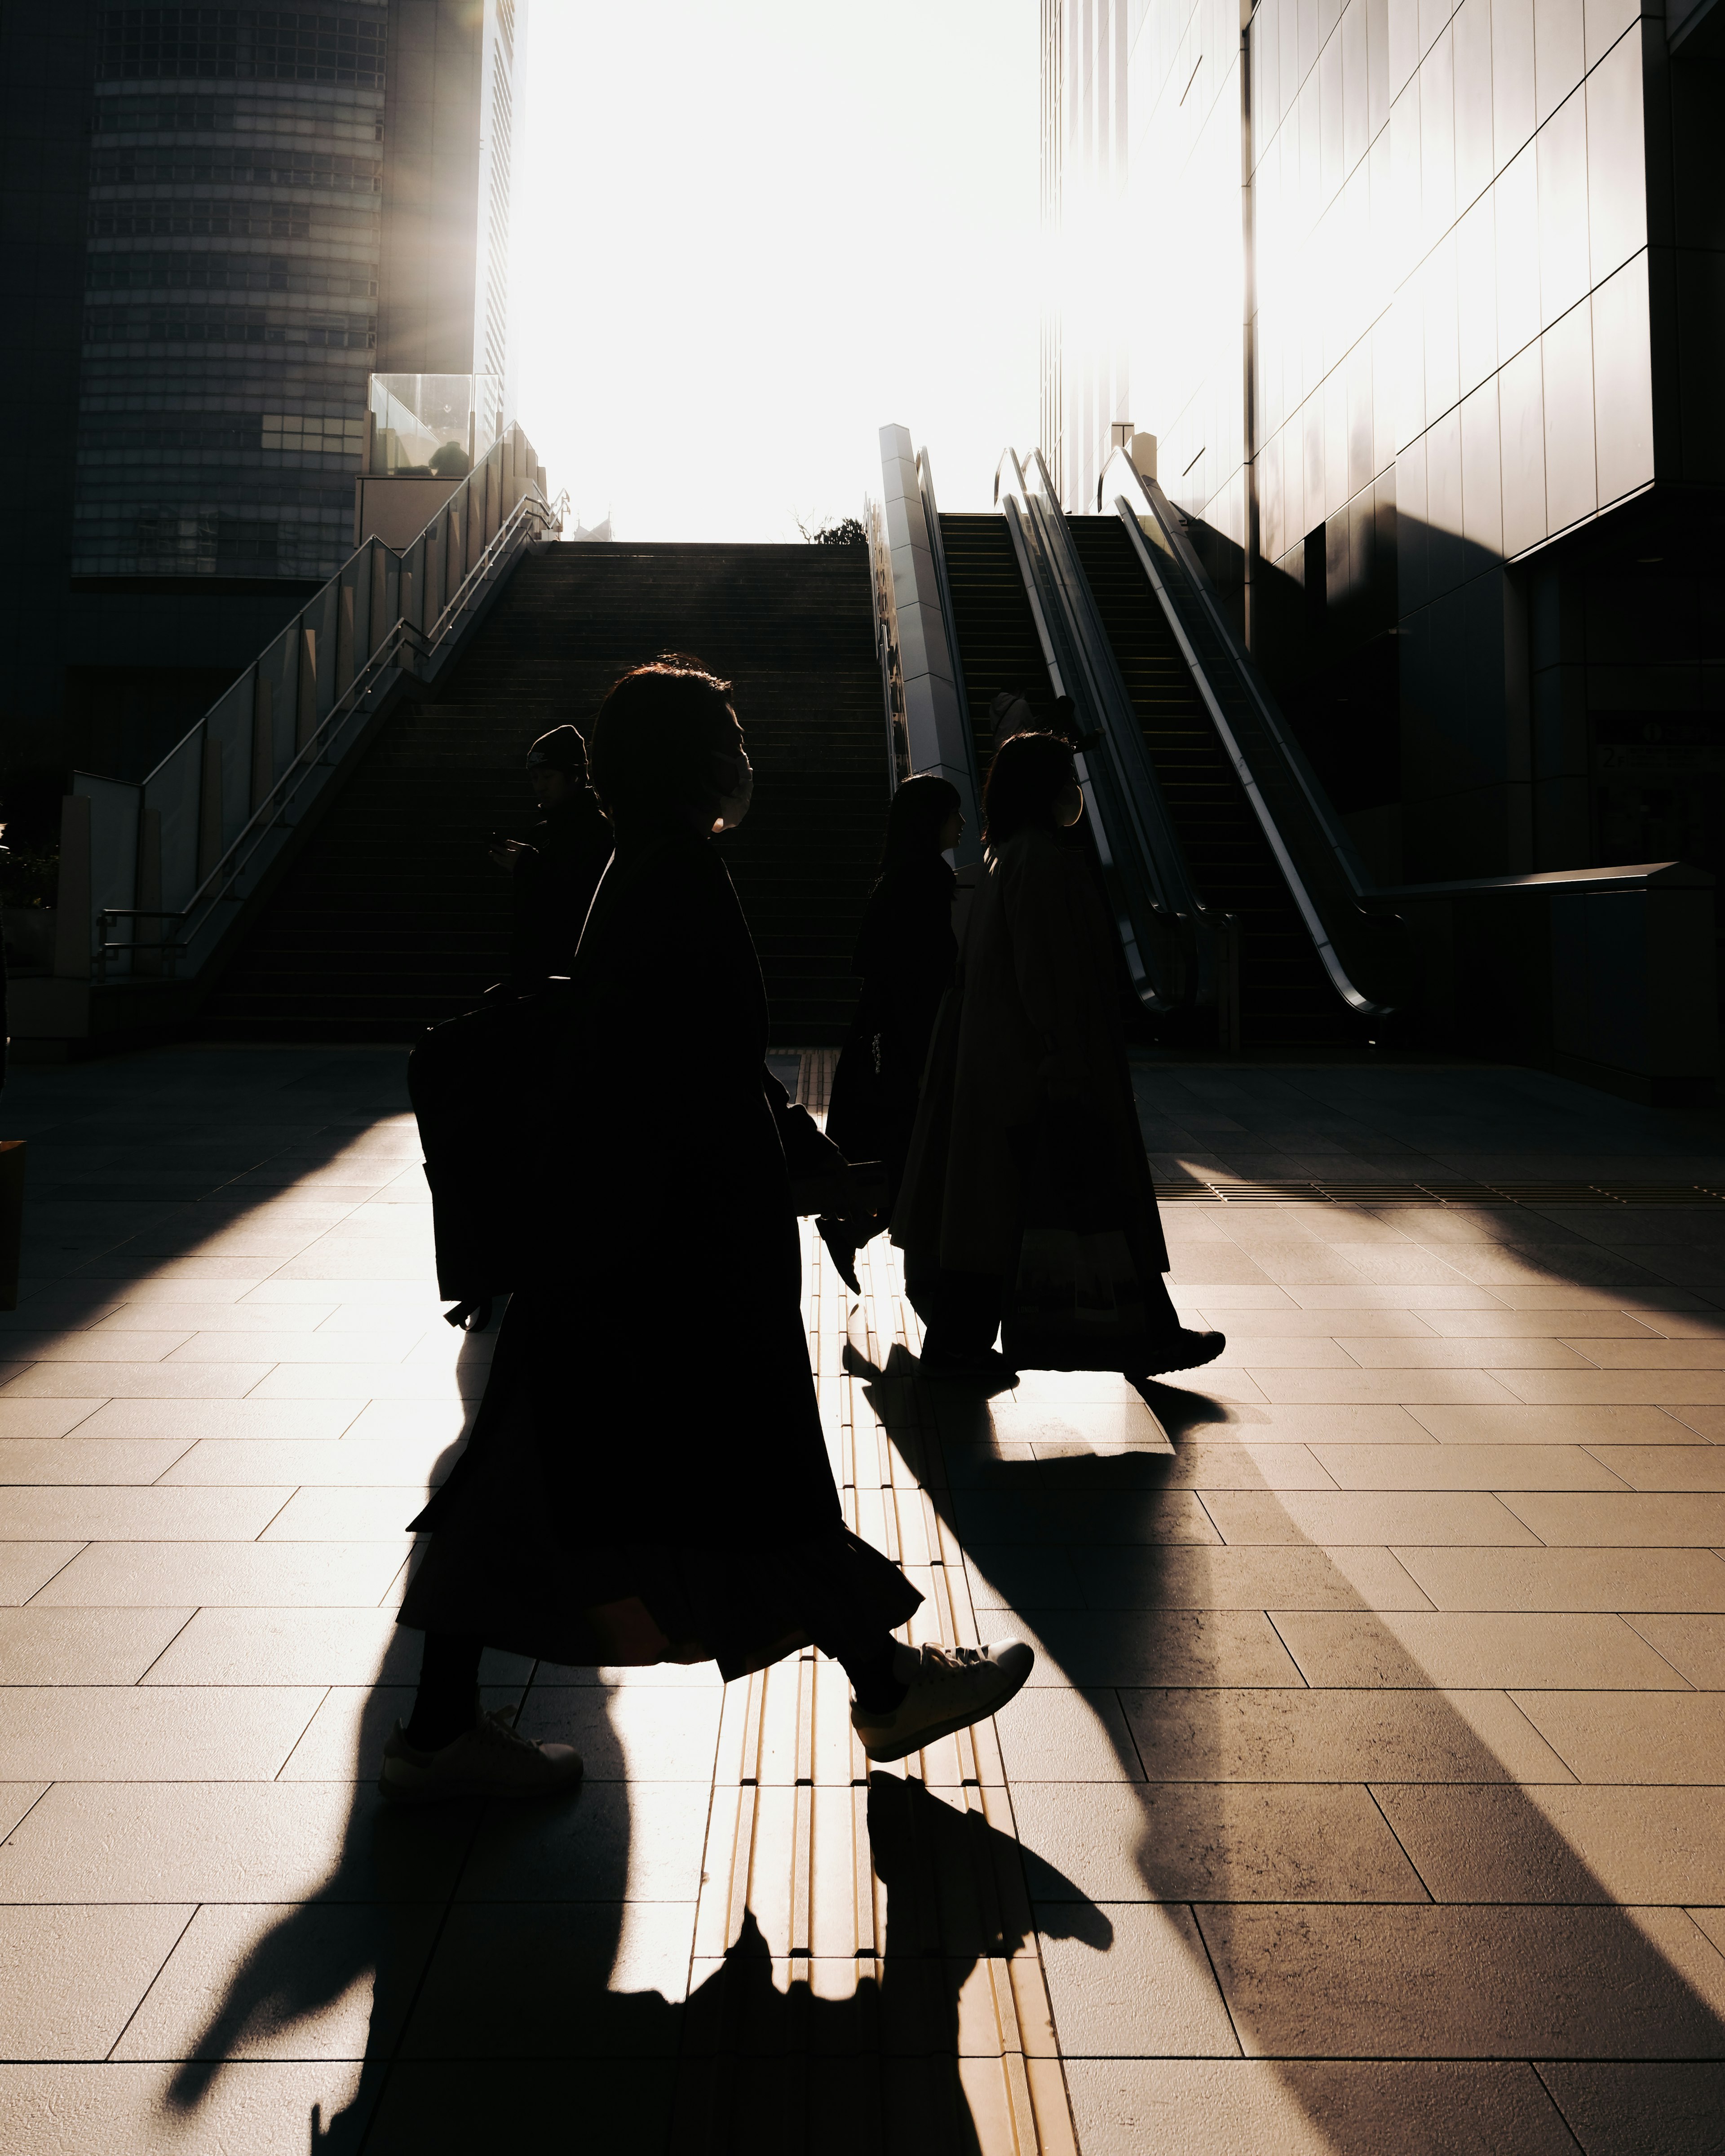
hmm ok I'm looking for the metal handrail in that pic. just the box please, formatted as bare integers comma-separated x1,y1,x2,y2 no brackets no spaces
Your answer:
994,445,1213,1013
88,464,566,983
863,491,910,789
1098,445,1404,1016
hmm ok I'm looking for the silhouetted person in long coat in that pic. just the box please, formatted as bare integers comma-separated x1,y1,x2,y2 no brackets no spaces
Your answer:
819,774,963,1290
385,661,1033,1802
490,723,612,989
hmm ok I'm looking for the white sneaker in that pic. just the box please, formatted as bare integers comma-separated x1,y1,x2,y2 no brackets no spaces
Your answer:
378,1705,584,1806
850,1640,1035,1763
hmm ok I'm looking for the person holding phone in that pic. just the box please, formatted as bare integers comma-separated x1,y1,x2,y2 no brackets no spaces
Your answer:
489,724,612,990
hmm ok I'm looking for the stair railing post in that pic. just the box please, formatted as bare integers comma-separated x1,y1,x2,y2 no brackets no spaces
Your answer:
53,795,93,981
295,626,318,751
250,671,273,813
196,730,224,887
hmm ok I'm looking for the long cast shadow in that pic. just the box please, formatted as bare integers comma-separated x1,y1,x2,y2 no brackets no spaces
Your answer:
847,1326,1725,2152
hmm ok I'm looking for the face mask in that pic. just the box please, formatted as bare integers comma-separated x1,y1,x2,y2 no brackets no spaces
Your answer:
712,749,754,830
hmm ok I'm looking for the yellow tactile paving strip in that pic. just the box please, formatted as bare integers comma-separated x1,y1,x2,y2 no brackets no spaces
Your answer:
677,1222,1077,2152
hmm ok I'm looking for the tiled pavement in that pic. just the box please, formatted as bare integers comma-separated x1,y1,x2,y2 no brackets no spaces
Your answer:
1,1046,1724,2151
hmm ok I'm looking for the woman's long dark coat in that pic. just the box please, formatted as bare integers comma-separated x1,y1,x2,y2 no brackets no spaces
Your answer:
401,820,917,1677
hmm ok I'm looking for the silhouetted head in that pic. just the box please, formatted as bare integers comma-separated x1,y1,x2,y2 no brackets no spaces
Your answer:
982,730,1083,849
880,773,962,869
587,657,744,831
526,722,584,807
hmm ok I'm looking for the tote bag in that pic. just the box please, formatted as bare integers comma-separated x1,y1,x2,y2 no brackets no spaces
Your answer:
1002,1107,1156,1371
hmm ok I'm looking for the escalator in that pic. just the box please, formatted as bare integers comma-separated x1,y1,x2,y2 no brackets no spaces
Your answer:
936,514,1058,777
1064,515,1357,1047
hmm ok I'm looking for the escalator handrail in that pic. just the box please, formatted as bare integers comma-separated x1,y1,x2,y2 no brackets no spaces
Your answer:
995,445,1203,1012
1101,447,1380,900
914,447,986,869
1099,447,1401,1019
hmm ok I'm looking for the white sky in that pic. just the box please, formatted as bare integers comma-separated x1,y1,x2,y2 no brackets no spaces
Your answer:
509,0,1041,542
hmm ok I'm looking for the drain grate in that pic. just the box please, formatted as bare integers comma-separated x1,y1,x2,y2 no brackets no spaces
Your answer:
1155,1178,1725,1207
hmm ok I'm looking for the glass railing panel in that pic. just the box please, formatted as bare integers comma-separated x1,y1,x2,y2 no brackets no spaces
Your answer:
369,372,503,477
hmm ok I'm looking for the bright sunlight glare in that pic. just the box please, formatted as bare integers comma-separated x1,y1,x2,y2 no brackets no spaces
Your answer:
510,0,1040,542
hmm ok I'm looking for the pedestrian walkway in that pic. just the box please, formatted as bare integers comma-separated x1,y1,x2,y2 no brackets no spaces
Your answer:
0,1045,1723,2152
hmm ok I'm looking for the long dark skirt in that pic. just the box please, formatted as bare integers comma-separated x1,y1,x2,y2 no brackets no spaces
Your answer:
398,1291,920,1681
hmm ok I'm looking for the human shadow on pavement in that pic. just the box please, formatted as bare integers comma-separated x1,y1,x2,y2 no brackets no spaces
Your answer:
848,1336,1725,2154
161,1312,1106,2155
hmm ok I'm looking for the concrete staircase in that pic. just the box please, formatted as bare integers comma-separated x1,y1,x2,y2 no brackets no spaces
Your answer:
199,542,889,1043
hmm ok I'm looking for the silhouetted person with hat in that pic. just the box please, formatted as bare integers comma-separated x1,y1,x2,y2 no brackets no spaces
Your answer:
490,723,612,990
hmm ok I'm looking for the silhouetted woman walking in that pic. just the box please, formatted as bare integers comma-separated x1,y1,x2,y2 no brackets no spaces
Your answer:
384,662,1031,1802
819,773,963,1291
894,729,1225,1385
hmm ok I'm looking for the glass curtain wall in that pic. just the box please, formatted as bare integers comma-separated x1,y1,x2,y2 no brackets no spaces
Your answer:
75,4,389,583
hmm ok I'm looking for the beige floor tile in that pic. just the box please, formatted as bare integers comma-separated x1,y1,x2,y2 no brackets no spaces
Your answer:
1110,1442,1336,1490
164,1332,422,1365
1499,1491,1725,1546
1015,1608,1305,1688
1168,1284,1300,1310
245,1364,486,1401
1285,1285,1511,1310
1587,1447,1725,1491
89,1301,337,1333
1397,1546,1725,1612
1479,1284,1715,1311
8,1332,196,1363
83,1277,262,1305
62,1398,364,1441
1668,1405,1725,1440
0,1607,192,1684
1194,1308,1438,1338
80,1257,274,1283
1376,1784,1725,1904
0,1484,292,1541
1309,1442,1628,1490
1250,1370,1523,1405
28,1540,410,1607
142,1607,419,1686
1014,1781,1428,1903
1511,1692,1725,1782
1065,2059,1578,2156
1,1361,275,1400
258,1487,429,1540
1067,1542,1434,1611
241,1279,442,1305
0,1437,194,1484
1203,1489,1539,1546
110,1898,446,2064
158,1438,449,1487
0,1779,471,1902
1623,1615,1725,1688
0,1783,46,1838
515,1684,724,1783
1211,1339,1362,1368
1409,1403,1700,1445
1119,1686,1574,1783
339,1401,476,1446
1272,1610,1690,1690
1499,1371,1725,1405
1195,1904,1725,2057
1038,1903,1240,2057
0,1400,106,1439
1338,1338,1597,1369
0,1543,84,1605
0,2060,372,2153
949,1489,1223,1546
1563,1338,1725,1369
1208,1405,1440,1441
1420,1308,1665,1338
986,1686,1145,1783
1535,2063,1725,2156
0,1686,323,1780
1635,1311,1725,1337
0,1905,195,2060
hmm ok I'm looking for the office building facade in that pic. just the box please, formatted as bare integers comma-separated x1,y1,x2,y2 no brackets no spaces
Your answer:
0,0,522,779
1043,0,1724,884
